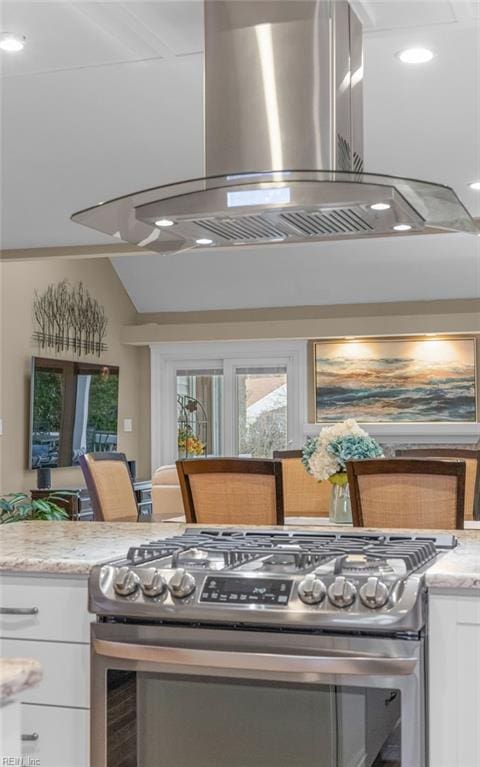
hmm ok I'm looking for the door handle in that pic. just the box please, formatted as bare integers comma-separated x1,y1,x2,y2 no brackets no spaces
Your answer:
22,733,39,742
0,607,39,615
93,639,417,678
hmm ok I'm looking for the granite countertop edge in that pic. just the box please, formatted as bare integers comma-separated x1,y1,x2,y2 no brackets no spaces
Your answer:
0,521,479,589
0,658,43,702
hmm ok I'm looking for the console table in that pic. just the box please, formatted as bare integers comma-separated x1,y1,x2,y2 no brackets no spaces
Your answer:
31,480,152,522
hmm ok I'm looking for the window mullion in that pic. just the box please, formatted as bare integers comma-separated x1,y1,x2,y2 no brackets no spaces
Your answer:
222,359,236,456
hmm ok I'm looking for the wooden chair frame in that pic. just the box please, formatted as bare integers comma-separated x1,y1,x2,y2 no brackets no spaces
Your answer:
79,452,138,522
176,457,284,524
396,448,480,520
346,458,466,530
273,450,304,460
273,449,331,518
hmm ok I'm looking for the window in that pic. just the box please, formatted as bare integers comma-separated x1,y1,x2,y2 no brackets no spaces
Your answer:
236,366,287,458
151,342,306,469
176,369,223,458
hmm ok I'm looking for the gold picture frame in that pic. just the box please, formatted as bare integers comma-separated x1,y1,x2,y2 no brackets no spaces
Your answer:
313,336,478,424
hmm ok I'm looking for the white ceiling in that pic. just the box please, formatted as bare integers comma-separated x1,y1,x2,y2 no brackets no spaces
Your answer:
112,232,480,312
1,0,479,312
0,0,205,248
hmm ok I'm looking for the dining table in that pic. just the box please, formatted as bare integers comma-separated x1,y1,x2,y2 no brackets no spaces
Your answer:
156,514,480,529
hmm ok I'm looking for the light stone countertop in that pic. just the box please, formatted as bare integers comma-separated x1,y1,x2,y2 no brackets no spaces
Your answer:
424,540,480,589
0,521,187,576
0,520,479,589
0,658,42,702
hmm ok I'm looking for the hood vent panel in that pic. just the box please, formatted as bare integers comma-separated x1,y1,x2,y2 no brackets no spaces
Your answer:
280,209,373,236
193,215,287,243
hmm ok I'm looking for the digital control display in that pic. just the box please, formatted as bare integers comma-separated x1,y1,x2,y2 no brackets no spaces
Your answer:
227,187,291,208
201,577,292,605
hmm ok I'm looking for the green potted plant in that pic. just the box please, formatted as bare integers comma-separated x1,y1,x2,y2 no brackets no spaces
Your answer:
0,492,73,524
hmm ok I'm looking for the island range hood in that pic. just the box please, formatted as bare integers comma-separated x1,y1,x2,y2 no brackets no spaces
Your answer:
71,0,477,253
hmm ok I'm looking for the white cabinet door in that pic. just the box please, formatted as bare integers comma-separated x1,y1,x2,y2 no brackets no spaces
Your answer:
429,590,480,767
0,699,22,762
0,638,89,708
0,574,91,642
22,704,89,767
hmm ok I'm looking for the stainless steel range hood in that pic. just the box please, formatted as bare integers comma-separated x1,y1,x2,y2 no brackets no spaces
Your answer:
71,0,477,252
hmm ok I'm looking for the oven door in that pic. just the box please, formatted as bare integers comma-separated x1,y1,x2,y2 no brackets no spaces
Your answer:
91,622,424,767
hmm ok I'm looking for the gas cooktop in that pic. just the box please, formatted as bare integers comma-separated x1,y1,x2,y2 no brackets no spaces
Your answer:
89,529,456,635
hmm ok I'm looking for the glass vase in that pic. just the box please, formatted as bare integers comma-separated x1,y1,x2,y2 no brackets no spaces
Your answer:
329,482,352,525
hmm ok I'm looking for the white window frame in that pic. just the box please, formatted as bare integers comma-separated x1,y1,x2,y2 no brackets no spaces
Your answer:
150,341,307,472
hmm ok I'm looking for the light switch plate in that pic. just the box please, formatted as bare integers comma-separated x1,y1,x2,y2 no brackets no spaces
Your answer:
123,418,133,433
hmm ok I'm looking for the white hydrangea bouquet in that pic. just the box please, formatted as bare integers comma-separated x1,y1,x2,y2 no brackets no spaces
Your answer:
302,419,383,487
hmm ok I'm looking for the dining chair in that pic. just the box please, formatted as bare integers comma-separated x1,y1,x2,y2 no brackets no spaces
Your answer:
395,448,480,520
273,450,330,517
151,464,184,521
175,457,284,525
79,452,139,522
346,458,466,530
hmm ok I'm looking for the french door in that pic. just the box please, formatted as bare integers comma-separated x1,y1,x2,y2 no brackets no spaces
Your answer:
150,341,306,468
223,358,288,457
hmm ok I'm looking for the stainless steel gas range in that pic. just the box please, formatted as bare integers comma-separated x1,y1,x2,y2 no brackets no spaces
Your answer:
89,528,457,767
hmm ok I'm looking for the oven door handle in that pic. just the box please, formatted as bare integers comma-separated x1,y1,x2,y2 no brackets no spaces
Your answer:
93,639,417,678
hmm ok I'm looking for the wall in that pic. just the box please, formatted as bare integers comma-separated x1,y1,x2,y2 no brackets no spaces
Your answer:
0,257,150,494
126,299,480,466
0,262,2,490
123,298,480,344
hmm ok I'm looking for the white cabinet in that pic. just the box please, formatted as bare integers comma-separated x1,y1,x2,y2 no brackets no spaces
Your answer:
0,573,91,767
0,574,91,642
21,704,89,767
0,697,22,761
1,638,90,708
429,589,480,767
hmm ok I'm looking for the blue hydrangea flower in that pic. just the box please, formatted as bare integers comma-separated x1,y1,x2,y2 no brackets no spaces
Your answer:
326,434,383,470
301,436,318,475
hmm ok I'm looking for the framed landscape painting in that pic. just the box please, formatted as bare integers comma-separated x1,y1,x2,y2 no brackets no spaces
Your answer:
314,337,477,423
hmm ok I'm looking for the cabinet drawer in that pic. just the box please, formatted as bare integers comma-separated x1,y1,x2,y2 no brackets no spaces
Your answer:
0,638,89,708
0,574,91,642
22,703,89,767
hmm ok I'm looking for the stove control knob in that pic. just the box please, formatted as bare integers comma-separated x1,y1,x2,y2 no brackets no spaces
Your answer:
168,569,196,599
140,569,166,598
359,577,389,609
328,576,357,608
298,575,326,605
113,567,140,597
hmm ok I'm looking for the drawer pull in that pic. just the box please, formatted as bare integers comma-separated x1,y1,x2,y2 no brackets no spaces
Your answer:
22,733,39,742
0,607,39,615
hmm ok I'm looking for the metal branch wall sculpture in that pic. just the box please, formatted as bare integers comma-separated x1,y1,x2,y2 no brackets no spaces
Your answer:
33,280,108,357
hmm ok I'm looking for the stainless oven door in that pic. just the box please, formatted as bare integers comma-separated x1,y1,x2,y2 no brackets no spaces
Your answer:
91,622,424,767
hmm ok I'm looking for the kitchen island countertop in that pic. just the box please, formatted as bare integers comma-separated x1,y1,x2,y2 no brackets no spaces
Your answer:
0,521,186,575
0,520,479,589
0,657,42,702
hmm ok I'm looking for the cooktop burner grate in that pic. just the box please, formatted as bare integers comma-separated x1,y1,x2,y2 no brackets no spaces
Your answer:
125,529,455,574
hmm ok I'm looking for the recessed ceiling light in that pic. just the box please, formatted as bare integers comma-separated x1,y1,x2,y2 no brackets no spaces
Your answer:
155,218,174,227
195,238,213,245
0,33,26,52
397,48,434,65
370,203,391,211
393,224,412,232
468,181,480,191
